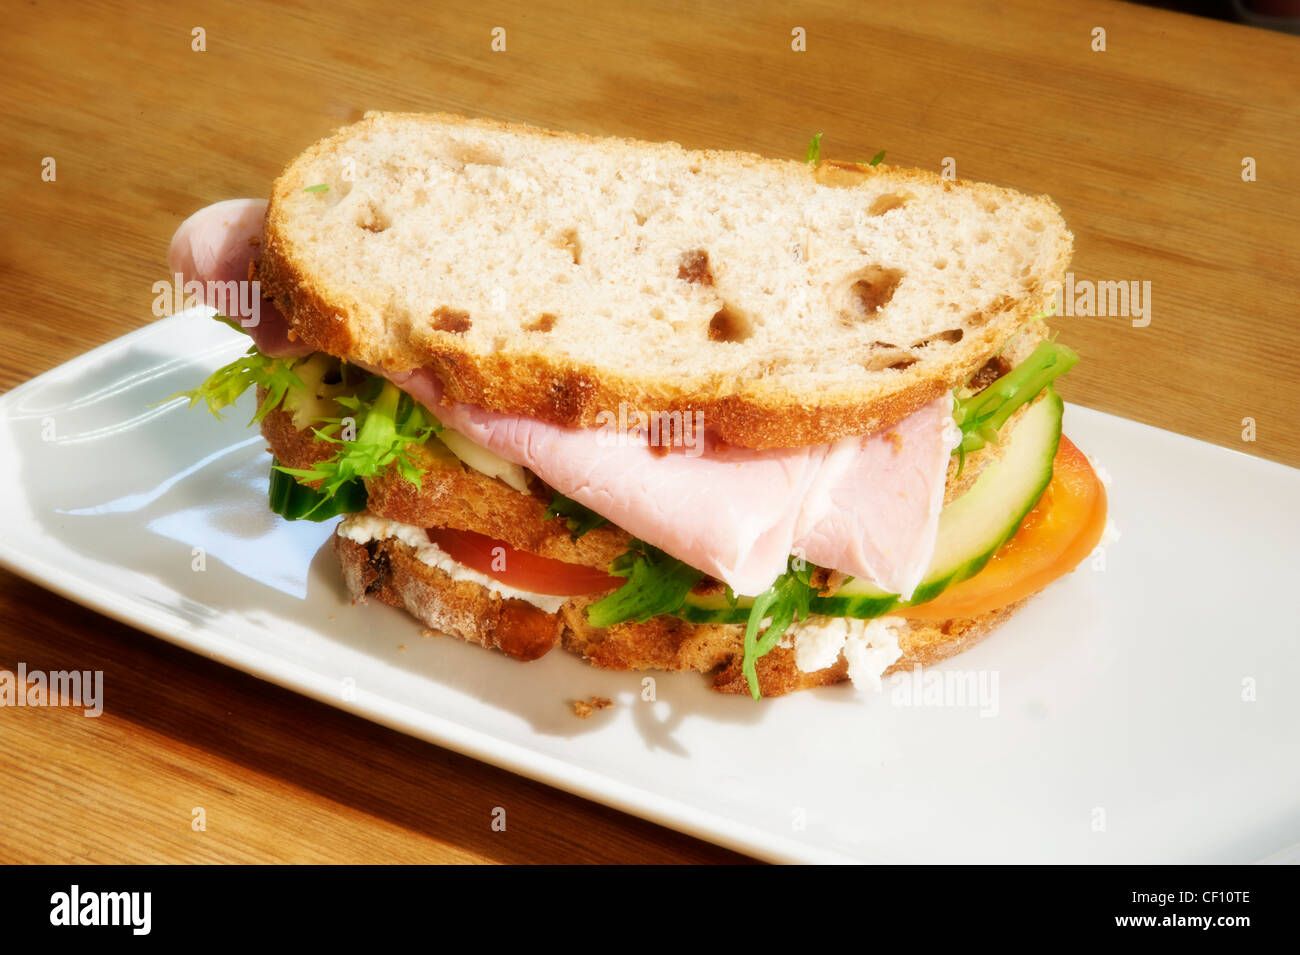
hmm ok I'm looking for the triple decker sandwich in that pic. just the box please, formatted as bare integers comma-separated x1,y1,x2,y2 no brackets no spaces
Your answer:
168,112,1107,699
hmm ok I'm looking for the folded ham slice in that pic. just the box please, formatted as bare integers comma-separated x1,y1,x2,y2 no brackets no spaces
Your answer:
167,199,314,359
793,398,956,598
389,367,958,598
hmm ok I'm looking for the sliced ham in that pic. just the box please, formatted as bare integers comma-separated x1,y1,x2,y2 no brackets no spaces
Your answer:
792,398,955,599
167,199,314,358
389,367,957,598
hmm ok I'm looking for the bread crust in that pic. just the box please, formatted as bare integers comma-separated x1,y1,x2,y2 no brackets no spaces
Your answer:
334,534,563,662
259,112,1072,449
333,531,1030,697
709,600,1026,696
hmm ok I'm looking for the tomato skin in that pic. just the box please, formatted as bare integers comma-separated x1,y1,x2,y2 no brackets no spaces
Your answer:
426,527,623,597
895,435,1108,620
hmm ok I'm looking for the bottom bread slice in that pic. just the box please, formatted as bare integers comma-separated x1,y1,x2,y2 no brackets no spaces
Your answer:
335,532,565,662
334,533,1029,698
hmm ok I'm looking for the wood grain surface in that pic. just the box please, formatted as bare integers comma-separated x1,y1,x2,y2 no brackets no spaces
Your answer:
0,0,1296,864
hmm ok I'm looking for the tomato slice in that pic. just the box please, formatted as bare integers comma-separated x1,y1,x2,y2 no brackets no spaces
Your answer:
426,527,623,597
895,435,1108,620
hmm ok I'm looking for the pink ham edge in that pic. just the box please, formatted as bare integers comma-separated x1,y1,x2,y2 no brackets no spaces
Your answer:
166,198,313,358
792,396,957,598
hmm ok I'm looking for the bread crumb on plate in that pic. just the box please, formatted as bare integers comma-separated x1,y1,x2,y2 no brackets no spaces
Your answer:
570,696,613,719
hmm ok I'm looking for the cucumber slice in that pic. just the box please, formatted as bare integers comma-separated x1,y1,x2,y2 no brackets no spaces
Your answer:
676,589,752,624
268,458,368,521
811,389,1062,617
676,389,1062,623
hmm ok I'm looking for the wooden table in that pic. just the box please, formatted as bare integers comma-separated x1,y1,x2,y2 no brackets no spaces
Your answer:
1,0,1296,864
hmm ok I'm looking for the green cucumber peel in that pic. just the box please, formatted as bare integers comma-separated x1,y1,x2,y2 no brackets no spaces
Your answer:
267,459,367,521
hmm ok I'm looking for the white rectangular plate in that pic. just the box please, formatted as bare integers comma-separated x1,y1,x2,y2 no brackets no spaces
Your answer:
2,311,1297,863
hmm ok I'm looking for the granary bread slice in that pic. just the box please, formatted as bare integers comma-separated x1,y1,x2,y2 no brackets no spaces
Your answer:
332,530,1028,697
259,111,1072,448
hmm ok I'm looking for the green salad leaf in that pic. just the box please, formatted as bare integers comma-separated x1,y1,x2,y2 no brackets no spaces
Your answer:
953,340,1077,460
275,380,438,506
211,312,246,334
806,133,885,169
585,541,703,629
805,132,824,164
173,329,441,520
168,346,305,425
740,558,815,700
585,542,821,701
544,492,609,541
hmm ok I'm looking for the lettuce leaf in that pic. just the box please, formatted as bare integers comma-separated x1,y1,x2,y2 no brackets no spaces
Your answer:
740,559,815,700
544,492,609,540
805,132,824,164
173,333,440,520
169,346,304,425
586,543,820,701
585,541,702,628
275,380,438,507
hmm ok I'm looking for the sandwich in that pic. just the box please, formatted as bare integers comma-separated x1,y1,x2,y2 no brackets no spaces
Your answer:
167,112,1108,699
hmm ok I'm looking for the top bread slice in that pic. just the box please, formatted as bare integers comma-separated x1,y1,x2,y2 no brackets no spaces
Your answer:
259,112,1071,448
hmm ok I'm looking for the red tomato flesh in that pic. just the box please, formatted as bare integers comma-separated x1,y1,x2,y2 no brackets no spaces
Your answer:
426,527,623,596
